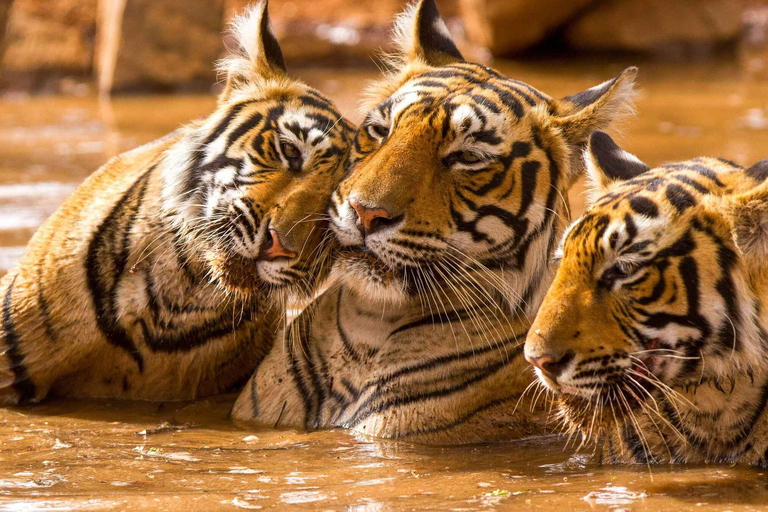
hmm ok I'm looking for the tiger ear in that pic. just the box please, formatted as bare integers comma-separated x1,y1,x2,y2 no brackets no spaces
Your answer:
584,131,649,203
391,0,464,68
549,67,638,146
727,159,768,259
218,0,287,102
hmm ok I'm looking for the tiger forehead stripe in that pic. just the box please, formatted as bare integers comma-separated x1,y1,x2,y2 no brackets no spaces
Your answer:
202,96,345,158
595,165,737,218
396,63,550,118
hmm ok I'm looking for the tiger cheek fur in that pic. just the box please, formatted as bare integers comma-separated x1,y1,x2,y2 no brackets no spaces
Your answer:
233,0,637,443
0,1,352,404
525,131,768,465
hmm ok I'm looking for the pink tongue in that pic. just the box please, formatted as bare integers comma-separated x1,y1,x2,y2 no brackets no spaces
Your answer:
634,338,661,377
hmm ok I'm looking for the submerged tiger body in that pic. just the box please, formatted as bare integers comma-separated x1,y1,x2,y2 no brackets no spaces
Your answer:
525,131,768,465
232,0,636,443
0,2,352,403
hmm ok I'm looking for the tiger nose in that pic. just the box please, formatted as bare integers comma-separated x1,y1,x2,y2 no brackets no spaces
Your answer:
349,199,402,237
258,229,297,261
525,351,575,380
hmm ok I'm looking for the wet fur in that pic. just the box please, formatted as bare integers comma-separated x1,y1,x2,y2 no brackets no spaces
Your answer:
0,2,352,403
232,0,636,443
526,132,768,465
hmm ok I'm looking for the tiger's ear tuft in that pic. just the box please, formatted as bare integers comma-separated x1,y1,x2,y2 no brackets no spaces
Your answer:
391,0,464,68
728,174,768,259
550,67,638,145
585,131,649,202
217,0,287,101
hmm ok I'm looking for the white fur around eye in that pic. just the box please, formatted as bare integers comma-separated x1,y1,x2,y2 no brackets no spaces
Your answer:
366,123,389,141
450,104,482,135
441,100,506,166
273,109,333,167
365,108,390,141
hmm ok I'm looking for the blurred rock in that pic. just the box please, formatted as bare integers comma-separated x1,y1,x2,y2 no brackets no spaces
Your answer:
1,0,96,87
97,0,225,93
458,0,593,55
565,0,742,53
739,3,768,79
0,0,12,50
223,0,466,66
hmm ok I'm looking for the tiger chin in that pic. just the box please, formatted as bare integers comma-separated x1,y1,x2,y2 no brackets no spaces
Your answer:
232,0,638,444
0,1,352,404
525,131,768,466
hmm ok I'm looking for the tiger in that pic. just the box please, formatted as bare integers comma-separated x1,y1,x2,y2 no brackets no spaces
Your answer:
0,1,352,404
231,0,637,444
524,130,768,466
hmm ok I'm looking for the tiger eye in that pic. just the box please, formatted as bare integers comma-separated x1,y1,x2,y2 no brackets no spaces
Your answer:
370,124,389,139
282,143,301,159
459,151,481,164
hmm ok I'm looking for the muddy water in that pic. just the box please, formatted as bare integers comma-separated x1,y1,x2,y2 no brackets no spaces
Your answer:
1,59,768,510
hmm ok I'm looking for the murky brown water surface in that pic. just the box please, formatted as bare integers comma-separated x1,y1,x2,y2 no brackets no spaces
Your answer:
1,59,768,510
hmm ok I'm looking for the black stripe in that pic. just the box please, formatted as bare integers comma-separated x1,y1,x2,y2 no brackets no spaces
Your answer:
336,290,377,363
667,163,726,187
2,276,36,402
517,160,540,217
226,112,264,148
345,358,510,428
621,422,649,463
665,183,696,213
628,196,658,218
672,175,708,194
388,308,474,338
746,158,768,182
284,324,315,429
394,394,520,438
249,375,259,418
368,334,523,390
36,261,58,344
141,305,257,352
85,168,155,371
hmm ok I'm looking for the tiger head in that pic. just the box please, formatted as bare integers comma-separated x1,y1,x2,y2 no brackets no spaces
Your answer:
330,0,637,310
525,131,768,437
161,1,352,298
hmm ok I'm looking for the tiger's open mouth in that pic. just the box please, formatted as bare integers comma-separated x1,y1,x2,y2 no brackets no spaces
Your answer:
543,339,673,438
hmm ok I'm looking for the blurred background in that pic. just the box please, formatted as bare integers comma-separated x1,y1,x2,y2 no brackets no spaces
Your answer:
0,0,767,276
0,0,766,93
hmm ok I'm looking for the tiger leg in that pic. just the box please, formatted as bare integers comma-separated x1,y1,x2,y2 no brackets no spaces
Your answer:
231,335,310,428
0,274,55,404
0,257,99,404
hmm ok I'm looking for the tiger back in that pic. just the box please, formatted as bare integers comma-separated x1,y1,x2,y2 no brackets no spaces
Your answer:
525,131,768,465
0,1,352,403
232,0,636,443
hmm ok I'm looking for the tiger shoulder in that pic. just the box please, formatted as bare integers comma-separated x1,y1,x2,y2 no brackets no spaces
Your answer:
0,1,352,404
